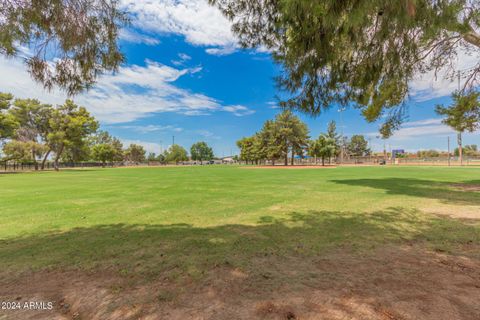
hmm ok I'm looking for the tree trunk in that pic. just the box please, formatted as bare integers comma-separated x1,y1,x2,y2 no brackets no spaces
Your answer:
458,132,463,166
53,144,64,171
322,157,325,166
272,159,275,166
291,149,294,166
41,150,51,170
32,149,38,170
284,152,288,166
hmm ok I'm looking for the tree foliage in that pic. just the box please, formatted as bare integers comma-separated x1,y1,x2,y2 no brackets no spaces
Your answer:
47,100,98,170
91,130,124,162
211,0,480,136
436,90,480,163
0,0,127,95
436,90,480,133
124,144,146,163
455,144,478,156
0,93,18,139
190,141,214,163
347,135,371,157
165,144,188,164
308,135,337,165
237,109,309,165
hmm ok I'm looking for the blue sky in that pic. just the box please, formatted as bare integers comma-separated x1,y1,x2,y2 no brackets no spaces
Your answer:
0,0,478,156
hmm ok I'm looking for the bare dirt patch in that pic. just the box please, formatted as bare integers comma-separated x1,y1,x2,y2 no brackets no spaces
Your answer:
423,204,480,220
1,244,479,320
450,183,480,192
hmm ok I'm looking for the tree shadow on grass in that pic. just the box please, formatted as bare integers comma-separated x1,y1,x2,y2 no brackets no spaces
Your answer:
0,207,477,279
0,207,479,319
330,178,480,206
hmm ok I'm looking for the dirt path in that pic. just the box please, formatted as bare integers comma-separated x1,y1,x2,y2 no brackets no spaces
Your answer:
1,244,479,320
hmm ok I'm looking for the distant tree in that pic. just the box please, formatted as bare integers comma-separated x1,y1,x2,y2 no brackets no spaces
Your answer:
165,144,188,164
417,150,440,158
92,131,124,162
236,136,257,164
308,135,337,166
257,120,283,165
190,141,214,164
46,100,98,170
0,93,18,140
436,91,480,164
0,0,127,95
147,152,157,162
347,135,371,157
60,141,92,163
275,110,309,165
455,145,479,157
124,144,146,163
156,153,166,164
2,140,46,163
92,143,117,167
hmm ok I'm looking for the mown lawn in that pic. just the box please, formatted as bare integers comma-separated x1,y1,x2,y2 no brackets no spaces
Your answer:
0,165,479,278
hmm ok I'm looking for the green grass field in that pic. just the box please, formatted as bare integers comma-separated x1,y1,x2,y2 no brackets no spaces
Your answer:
1,166,479,274
0,166,479,319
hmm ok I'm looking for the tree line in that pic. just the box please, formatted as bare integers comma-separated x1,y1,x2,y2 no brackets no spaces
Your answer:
0,93,216,170
236,110,371,166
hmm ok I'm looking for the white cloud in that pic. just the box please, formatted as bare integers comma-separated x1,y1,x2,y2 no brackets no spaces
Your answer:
114,125,183,134
205,46,236,56
267,101,280,109
120,0,237,54
195,130,214,137
119,29,160,45
409,49,480,101
222,105,256,116
172,53,193,66
179,53,191,61
0,56,253,123
367,118,455,141
403,118,443,126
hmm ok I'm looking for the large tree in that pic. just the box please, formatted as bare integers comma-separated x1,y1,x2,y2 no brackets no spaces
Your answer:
211,0,480,136
308,135,337,166
257,120,284,165
47,100,98,170
165,144,188,164
91,130,124,162
275,109,309,165
92,143,117,167
8,97,53,169
436,90,480,164
455,144,478,156
0,0,126,95
0,93,18,140
348,135,372,157
124,144,146,163
236,136,257,164
190,141,214,164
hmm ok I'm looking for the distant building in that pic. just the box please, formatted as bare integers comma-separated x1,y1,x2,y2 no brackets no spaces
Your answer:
221,156,235,164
